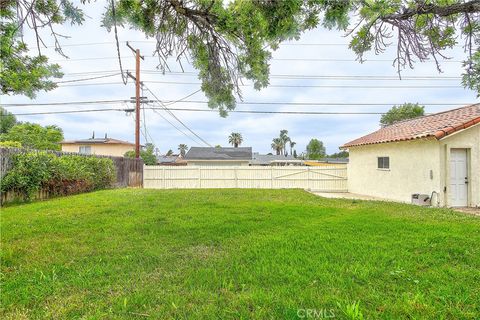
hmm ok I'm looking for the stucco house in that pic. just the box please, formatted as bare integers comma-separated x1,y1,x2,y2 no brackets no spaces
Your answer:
61,135,135,157
185,147,252,166
341,103,480,208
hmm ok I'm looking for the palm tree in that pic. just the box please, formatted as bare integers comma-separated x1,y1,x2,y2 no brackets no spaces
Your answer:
289,141,296,156
228,132,243,148
271,138,283,155
279,129,290,156
178,144,188,157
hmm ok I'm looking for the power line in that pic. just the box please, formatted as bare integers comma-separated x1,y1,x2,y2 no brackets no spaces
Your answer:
7,107,440,116
50,55,464,63
149,107,204,146
44,40,465,48
8,108,126,115
54,73,120,84
56,81,466,89
57,69,463,80
2,99,128,106
142,84,212,147
3,100,474,108
157,100,477,107
152,71,463,80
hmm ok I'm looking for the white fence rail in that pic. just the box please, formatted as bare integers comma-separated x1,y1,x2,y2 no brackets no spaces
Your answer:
144,165,347,191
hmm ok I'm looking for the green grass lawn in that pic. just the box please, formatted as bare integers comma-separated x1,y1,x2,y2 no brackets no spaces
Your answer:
1,189,479,319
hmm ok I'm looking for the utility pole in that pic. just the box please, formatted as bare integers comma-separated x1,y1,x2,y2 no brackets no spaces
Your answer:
126,42,144,159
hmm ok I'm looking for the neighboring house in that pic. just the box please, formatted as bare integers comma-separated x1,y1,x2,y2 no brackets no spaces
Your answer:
61,135,135,157
341,103,480,208
185,147,252,166
157,155,187,166
250,153,300,166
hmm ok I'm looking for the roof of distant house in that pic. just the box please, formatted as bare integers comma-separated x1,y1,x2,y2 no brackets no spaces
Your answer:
185,147,252,160
61,137,135,146
341,103,480,149
250,153,296,165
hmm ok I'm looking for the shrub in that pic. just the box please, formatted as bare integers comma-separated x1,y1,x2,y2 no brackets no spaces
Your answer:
0,141,22,148
0,152,116,201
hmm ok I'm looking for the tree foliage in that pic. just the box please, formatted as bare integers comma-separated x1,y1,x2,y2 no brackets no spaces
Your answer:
4,0,480,105
271,138,283,155
0,123,64,150
124,143,158,165
0,107,17,134
329,150,349,158
0,0,84,97
178,144,188,157
380,103,425,126
306,138,326,160
228,132,243,148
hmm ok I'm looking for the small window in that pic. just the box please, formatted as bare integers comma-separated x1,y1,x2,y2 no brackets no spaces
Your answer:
79,146,91,155
377,156,390,169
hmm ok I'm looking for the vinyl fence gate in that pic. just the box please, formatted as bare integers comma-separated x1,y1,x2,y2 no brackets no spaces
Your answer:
144,165,347,192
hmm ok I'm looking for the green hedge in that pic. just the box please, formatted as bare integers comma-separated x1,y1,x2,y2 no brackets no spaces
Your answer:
0,152,116,200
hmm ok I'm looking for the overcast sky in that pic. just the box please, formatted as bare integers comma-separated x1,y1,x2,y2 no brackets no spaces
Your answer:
2,1,478,155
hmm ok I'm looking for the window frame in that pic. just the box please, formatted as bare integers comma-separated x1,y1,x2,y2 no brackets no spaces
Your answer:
377,156,390,170
79,145,92,155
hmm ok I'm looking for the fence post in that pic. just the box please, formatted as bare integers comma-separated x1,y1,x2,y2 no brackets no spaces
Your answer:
198,167,201,188
160,167,163,189
234,167,238,188
270,166,273,189
307,167,311,190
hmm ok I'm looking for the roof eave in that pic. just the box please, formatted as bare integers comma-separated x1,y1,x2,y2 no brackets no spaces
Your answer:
435,117,480,140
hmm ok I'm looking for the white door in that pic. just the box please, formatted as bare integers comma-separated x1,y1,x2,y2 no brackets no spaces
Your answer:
449,149,468,207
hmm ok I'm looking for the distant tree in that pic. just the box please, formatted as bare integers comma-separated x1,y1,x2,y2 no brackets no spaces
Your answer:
0,123,63,150
329,151,349,158
293,150,298,158
166,149,174,156
267,152,273,156
289,141,296,156
0,107,17,134
124,143,157,165
178,144,188,157
215,145,222,148
271,138,283,155
380,103,425,127
279,129,290,156
228,132,243,148
306,139,326,160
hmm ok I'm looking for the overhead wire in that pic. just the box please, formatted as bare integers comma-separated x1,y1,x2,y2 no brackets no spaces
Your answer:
2,100,473,108
54,73,120,84
56,81,466,89
6,107,442,116
142,84,212,146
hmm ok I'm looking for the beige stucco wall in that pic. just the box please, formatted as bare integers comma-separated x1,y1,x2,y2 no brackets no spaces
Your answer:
347,124,480,207
439,123,480,207
187,160,250,166
61,144,134,157
347,139,442,204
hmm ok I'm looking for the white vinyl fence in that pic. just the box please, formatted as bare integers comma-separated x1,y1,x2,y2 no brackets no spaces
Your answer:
144,165,347,192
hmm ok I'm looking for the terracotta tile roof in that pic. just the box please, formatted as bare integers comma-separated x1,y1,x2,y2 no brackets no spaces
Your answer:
341,103,480,149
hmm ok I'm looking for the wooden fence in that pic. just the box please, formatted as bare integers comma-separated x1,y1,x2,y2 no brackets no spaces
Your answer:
1,148,143,203
144,165,347,191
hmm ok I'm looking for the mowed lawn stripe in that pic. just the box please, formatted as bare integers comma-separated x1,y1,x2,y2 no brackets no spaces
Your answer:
1,189,479,319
